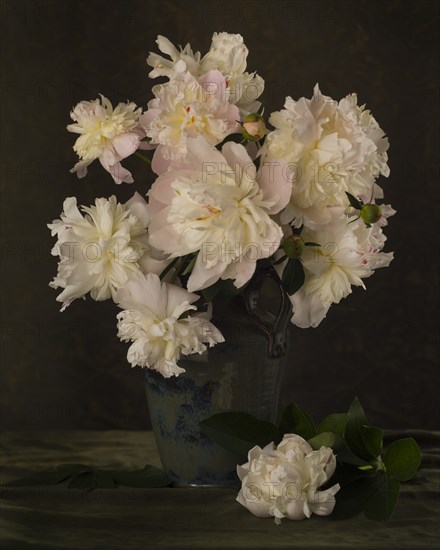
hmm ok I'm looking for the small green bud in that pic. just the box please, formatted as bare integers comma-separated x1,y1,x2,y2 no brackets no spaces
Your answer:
282,235,305,259
361,204,382,224
242,113,267,142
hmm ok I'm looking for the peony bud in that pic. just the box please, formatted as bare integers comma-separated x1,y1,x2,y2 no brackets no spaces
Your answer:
361,204,382,224
242,113,266,142
282,235,305,259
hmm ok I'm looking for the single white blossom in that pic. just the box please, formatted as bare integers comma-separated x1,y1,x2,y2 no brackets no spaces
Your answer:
48,193,165,311
237,434,340,522
286,214,394,328
116,272,224,377
147,136,284,292
146,32,264,112
259,84,389,227
67,95,145,184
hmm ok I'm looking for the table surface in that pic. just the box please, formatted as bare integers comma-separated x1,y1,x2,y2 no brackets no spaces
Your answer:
0,430,439,550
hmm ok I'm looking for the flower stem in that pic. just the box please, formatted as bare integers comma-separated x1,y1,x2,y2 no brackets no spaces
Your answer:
135,151,152,164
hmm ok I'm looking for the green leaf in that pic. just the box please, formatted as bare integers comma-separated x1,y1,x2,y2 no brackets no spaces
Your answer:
281,258,305,296
308,431,346,453
364,477,401,521
345,397,383,461
335,445,372,467
201,280,223,302
383,438,421,481
256,103,265,116
5,470,74,487
216,133,244,148
317,413,348,437
159,257,180,281
55,464,92,476
329,461,373,489
308,429,370,466
330,472,384,520
200,412,278,459
67,469,117,490
278,403,316,441
272,254,287,266
346,192,363,210
110,465,172,488
181,255,197,276
308,431,336,450
4,463,171,490
4,464,91,487
201,279,243,302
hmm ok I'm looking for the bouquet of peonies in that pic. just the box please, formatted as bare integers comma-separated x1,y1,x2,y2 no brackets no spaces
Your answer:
49,32,394,379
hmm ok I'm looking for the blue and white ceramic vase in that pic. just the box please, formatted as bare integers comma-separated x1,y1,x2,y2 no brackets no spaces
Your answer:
144,268,292,487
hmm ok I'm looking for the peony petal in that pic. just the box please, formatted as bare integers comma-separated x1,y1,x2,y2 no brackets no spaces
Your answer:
290,288,331,329
257,158,292,214
185,135,227,172
112,132,140,159
116,272,167,318
105,161,134,184
151,146,172,175
285,499,307,521
197,70,228,103
139,255,170,277
236,464,249,481
222,141,255,182
156,35,179,58
308,484,340,516
139,109,162,132
186,252,226,292
125,192,150,227
165,281,200,316
148,207,182,255
222,259,256,289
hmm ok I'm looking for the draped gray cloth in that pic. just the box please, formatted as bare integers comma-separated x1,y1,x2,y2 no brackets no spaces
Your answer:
1,430,438,549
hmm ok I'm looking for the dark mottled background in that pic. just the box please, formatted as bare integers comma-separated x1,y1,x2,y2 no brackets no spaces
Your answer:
0,0,438,431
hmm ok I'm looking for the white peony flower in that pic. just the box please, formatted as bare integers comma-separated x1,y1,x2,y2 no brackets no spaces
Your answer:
287,214,394,328
147,136,284,292
116,272,224,377
199,32,264,112
146,33,264,112
237,434,340,523
67,95,145,184
140,71,240,169
48,193,165,311
259,84,389,227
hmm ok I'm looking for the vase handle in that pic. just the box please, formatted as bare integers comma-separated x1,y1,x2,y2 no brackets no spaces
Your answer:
244,267,292,358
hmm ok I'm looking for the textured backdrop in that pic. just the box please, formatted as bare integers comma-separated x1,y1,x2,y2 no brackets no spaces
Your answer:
0,0,438,431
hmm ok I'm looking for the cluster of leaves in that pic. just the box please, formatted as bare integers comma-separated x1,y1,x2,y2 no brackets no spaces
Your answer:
4,464,172,491
199,398,421,521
